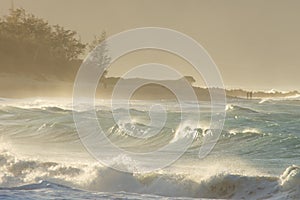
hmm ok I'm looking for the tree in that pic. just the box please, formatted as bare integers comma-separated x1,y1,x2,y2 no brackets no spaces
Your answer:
0,8,86,67
87,31,111,86
88,31,107,52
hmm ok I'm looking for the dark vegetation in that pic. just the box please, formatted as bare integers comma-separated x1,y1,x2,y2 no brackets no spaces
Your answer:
0,8,104,80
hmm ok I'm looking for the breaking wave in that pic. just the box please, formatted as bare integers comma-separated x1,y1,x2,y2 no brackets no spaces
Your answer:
1,98,300,199
0,148,299,199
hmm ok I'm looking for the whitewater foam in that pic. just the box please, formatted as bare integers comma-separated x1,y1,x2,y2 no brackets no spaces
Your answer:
0,147,300,199
1,98,300,199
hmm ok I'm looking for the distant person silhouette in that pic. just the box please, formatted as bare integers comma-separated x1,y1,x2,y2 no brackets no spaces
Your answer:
246,91,253,99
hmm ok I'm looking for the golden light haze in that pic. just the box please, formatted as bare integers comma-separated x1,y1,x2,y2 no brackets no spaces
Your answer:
1,0,299,90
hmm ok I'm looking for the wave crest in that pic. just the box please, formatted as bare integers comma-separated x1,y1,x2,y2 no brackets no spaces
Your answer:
0,149,300,199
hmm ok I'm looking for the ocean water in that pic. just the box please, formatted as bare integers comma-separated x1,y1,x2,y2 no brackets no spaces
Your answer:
0,97,300,199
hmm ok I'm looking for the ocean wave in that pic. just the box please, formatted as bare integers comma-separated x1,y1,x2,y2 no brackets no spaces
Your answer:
0,149,299,199
228,128,262,136
41,106,72,113
259,94,300,104
1,102,296,158
0,180,74,191
226,104,259,114
0,103,280,152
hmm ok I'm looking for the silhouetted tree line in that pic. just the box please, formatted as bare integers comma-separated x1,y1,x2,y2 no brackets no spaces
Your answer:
0,8,105,80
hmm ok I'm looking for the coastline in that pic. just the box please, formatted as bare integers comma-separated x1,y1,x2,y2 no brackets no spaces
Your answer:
0,72,298,101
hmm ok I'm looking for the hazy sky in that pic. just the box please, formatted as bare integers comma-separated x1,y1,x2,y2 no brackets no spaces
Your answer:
1,0,300,90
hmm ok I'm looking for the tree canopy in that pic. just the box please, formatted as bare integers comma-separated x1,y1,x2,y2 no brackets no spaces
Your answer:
0,8,86,75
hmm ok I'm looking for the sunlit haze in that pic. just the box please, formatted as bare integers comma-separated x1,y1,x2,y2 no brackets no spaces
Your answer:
1,0,300,90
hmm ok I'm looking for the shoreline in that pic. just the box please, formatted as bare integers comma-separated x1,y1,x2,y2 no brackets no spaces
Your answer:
0,73,298,100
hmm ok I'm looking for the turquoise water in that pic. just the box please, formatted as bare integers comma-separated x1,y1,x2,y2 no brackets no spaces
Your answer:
0,98,300,199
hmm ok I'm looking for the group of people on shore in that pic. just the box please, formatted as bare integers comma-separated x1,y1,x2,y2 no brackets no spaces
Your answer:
247,91,253,99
